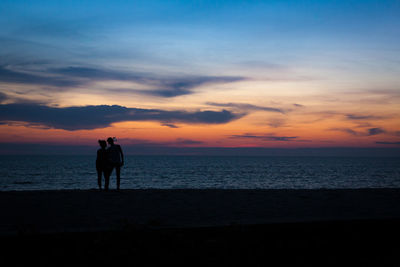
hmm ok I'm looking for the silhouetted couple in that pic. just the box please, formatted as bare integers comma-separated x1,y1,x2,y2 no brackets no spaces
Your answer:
96,137,124,191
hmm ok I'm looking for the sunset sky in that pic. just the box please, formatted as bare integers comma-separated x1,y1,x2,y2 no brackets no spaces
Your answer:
0,0,399,153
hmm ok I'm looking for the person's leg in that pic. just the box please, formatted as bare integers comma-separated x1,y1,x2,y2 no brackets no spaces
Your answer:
116,165,121,190
105,168,112,191
96,169,102,190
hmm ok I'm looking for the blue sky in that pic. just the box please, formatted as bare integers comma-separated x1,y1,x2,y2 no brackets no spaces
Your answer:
1,0,399,71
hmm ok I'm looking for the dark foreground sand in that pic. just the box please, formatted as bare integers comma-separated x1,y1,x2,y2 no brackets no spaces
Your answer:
1,189,400,234
1,189,400,266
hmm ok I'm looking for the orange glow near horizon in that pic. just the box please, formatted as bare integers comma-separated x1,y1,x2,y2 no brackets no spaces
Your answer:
1,98,399,149
0,55,399,149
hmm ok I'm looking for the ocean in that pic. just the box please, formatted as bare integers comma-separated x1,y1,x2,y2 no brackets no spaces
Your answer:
0,155,399,191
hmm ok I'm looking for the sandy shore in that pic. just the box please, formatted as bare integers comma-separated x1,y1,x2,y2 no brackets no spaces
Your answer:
1,189,400,235
1,189,400,266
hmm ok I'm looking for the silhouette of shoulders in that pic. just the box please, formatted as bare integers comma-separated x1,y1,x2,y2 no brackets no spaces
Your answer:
107,144,122,163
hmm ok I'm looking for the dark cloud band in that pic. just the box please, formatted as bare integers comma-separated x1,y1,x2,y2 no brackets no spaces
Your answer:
0,103,244,130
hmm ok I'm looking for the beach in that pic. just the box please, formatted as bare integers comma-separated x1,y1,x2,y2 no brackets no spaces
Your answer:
1,188,400,234
1,189,400,266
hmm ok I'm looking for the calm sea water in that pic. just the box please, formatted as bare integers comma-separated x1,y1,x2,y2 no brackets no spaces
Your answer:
0,155,399,191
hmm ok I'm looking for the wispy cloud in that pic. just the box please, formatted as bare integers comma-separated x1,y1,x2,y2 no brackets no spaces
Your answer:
0,66,81,88
142,76,245,97
267,118,286,128
330,128,358,136
330,127,386,136
0,91,49,105
229,133,298,141
0,103,244,130
206,102,284,113
161,123,179,128
293,103,304,108
51,67,245,97
346,114,384,120
0,65,246,97
50,66,148,82
174,138,204,145
115,138,204,146
0,92,8,103
367,128,386,136
264,136,298,141
236,61,285,69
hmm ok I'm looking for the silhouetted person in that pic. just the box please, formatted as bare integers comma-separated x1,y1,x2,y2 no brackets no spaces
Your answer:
96,140,111,190
107,137,124,190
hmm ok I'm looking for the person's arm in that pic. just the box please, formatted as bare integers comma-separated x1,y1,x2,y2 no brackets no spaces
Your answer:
118,145,124,166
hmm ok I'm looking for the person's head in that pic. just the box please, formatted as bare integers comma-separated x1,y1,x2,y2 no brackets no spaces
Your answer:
107,137,114,145
98,140,107,149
